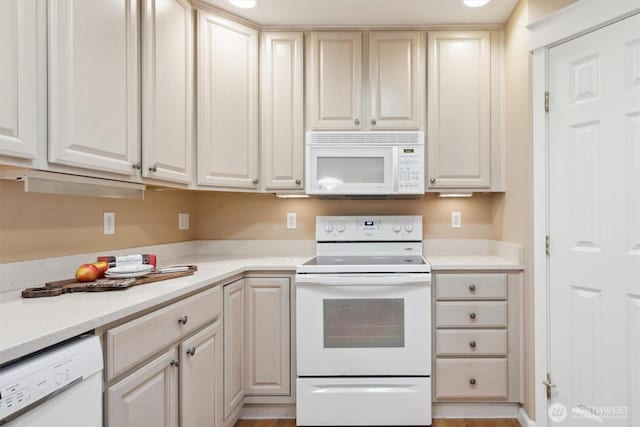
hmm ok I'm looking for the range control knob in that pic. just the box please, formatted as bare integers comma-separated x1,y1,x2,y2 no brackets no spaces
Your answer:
337,224,346,233
404,224,415,233
324,224,334,233
55,373,65,385
392,224,402,233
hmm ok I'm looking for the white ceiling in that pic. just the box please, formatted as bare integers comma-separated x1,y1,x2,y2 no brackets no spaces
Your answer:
202,0,520,27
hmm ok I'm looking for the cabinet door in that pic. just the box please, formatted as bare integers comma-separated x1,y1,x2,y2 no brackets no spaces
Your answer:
307,32,362,130
181,320,223,427
223,279,246,419
260,32,304,191
48,0,140,176
245,278,291,396
0,0,38,161
141,0,193,184
369,31,424,130
107,348,179,427
427,31,491,189
197,12,259,189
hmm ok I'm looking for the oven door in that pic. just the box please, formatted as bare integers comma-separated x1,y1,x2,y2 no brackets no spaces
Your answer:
296,273,431,376
305,145,395,195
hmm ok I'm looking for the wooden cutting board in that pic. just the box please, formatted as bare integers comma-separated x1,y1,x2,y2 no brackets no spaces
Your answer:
22,265,198,298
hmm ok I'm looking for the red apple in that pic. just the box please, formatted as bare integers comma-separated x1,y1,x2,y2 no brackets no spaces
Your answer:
92,261,109,278
76,263,99,282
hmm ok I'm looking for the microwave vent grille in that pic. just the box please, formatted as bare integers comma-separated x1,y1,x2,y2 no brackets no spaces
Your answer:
307,132,423,145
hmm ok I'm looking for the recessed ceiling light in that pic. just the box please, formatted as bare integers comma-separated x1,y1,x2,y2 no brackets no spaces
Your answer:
229,0,256,8
463,0,491,7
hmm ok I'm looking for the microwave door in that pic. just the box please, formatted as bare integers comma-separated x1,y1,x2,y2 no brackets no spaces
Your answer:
307,146,394,194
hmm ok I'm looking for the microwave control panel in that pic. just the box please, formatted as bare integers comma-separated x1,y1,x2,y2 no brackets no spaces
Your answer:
397,147,424,193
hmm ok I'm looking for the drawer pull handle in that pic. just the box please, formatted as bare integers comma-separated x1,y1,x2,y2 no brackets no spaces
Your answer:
186,347,196,356
170,359,180,367
469,312,477,320
469,378,477,386
469,284,477,292
178,315,189,325
469,341,477,348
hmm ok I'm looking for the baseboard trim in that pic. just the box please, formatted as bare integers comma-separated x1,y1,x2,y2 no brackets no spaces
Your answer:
518,406,535,427
433,402,520,419
239,403,296,419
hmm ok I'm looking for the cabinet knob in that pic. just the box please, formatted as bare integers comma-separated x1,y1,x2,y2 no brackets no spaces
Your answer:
469,284,477,292
186,347,196,356
371,118,377,125
149,163,158,173
252,178,259,185
430,178,436,184
354,118,360,125
469,341,477,348
178,315,188,325
132,162,141,170
295,179,301,185
170,359,180,367
469,378,477,386
469,312,477,320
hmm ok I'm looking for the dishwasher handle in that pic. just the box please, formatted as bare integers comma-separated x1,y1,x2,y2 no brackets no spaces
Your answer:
295,273,430,287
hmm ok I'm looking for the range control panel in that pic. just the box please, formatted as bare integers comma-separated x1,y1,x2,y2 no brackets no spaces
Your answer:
316,215,423,241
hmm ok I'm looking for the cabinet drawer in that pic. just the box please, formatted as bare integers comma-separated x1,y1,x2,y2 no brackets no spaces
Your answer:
436,330,507,356
436,301,507,328
107,286,222,379
436,274,506,300
435,359,507,399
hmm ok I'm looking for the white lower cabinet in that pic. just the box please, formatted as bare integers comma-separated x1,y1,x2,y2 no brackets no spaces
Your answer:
223,279,246,419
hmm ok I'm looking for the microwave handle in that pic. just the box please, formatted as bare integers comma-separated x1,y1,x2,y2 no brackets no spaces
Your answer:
295,274,431,286
392,146,399,192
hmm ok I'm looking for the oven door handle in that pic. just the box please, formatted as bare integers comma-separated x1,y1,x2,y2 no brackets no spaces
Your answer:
295,273,430,286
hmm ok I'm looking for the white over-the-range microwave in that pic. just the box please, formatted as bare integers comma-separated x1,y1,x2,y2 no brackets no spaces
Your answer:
305,131,425,196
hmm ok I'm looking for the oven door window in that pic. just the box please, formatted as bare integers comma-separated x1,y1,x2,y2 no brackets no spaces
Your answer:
323,298,405,348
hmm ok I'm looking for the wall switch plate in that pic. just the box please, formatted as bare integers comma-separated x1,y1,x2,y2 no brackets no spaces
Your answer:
104,212,115,235
179,213,190,230
287,212,297,230
451,211,462,228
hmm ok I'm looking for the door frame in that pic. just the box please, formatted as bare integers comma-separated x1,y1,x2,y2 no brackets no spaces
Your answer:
530,1,640,426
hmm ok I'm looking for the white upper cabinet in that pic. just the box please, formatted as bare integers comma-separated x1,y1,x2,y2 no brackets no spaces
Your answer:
369,31,424,130
48,0,140,177
260,32,304,191
141,0,193,184
0,0,38,162
427,31,491,189
197,12,259,189
307,32,363,130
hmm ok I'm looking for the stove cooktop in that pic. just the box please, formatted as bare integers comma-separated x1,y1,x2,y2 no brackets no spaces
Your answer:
297,255,431,274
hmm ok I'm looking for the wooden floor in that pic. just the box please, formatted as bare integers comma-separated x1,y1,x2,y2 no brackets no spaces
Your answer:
235,419,521,427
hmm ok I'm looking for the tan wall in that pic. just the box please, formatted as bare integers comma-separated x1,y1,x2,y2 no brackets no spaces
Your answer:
0,181,197,263
195,192,496,240
528,0,576,23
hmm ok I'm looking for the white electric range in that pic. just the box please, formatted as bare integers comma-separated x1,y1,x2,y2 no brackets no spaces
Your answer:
295,216,432,426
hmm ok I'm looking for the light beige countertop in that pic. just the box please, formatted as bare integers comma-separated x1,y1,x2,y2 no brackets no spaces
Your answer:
425,255,524,270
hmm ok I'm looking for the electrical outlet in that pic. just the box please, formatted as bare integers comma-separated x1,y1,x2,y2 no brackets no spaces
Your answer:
104,212,115,235
179,213,190,230
287,212,297,230
451,211,462,228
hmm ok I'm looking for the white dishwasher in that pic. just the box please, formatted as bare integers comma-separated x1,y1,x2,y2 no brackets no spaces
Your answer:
0,336,103,427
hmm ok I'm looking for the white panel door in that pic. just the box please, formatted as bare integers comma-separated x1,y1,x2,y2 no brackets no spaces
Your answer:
197,12,259,189
260,32,304,190
223,279,246,419
369,31,424,130
307,32,362,130
180,321,223,427
548,14,640,427
427,31,491,189
141,0,193,184
0,0,38,161
48,0,139,176
245,277,290,396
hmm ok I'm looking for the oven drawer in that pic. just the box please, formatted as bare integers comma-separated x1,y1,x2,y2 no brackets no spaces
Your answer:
435,301,507,328
297,377,431,426
106,286,222,379
436,329,507,356
435,273,507,300
435,359,508,399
